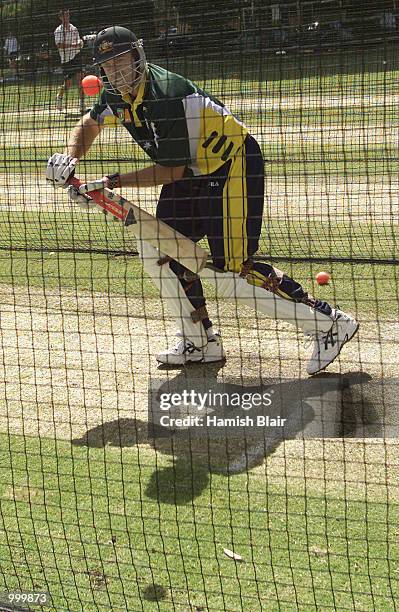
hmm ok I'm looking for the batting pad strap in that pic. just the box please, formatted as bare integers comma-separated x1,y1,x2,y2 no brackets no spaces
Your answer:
191,305,209,324
239,258,254,278
157,255,172,266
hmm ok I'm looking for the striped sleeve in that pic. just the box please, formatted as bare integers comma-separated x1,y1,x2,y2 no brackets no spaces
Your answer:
182,93,248,176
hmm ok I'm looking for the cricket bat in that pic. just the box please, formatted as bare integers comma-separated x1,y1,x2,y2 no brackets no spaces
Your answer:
68,177,208,274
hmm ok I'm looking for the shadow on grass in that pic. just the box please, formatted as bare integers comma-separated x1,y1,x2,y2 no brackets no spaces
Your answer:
72,369,377,504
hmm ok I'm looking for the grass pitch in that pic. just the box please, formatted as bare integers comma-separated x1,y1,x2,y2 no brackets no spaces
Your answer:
0,45,398,610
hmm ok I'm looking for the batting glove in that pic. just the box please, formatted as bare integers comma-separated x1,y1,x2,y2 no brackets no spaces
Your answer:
78,173,121,194
67,185,96,210
46,153,78,188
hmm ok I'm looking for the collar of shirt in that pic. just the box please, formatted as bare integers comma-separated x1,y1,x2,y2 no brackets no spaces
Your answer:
122,76,147,127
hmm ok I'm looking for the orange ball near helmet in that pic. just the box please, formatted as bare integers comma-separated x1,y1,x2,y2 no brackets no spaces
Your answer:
81,75,102,96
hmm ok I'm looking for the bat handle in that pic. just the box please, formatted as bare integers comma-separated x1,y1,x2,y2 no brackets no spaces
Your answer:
67,176,128,221
67,175,81,190
67,176,106,205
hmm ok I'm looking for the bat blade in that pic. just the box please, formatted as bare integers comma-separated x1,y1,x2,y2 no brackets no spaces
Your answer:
68,177,208,274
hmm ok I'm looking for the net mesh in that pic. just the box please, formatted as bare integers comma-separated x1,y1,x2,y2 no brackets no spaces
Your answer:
1,8,398,262
0,1,398,610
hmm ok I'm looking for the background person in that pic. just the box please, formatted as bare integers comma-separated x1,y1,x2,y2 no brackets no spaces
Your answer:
380,10,396,32
3,32,19,79
54,8,84,112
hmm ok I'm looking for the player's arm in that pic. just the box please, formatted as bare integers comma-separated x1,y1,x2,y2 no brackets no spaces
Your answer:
77,105,189,190
76,164,186,194
119,164,186,188
56,41,82,49
64,114,103,159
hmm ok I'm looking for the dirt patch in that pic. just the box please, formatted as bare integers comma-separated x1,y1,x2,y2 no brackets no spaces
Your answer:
265,173,399,222
0,175,160,214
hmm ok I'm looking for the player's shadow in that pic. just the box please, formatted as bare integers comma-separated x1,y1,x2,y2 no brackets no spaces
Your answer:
72,368,377,505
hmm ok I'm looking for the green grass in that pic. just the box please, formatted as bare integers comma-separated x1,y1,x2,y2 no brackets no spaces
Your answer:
242,106,399,128
0,433,398,611
0,46,399,112
0,211,397,319
0,210,139,254
0,45,398,114
0,209,397,261
0,250,158,298
0,249,398,319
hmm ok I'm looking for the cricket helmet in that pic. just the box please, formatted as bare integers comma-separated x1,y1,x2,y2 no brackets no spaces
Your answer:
93,26,147,94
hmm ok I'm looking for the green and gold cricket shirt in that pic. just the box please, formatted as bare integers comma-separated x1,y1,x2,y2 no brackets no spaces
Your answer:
90,63,248,176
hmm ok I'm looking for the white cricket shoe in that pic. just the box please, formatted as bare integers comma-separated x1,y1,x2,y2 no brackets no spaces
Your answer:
156,332,226,365
306,309,359,375
56,95,64,111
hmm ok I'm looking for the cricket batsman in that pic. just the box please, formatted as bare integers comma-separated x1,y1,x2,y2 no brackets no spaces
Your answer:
46,26,359,374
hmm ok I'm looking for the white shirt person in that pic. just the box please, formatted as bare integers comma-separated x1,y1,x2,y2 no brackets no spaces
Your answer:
54,9,84,112
4,34,19,56
54,21,82,64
